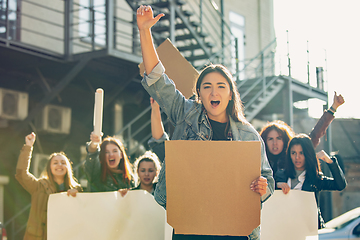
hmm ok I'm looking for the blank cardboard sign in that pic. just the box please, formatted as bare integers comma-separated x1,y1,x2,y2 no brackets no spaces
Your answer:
138,38,199,99
165,140,261,236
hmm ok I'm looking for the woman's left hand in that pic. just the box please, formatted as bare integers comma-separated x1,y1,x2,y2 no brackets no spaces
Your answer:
316,150,333,164
67,189,78,197
250,176,268,196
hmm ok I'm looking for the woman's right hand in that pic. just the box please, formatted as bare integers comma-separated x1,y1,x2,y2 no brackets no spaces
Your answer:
118,188,129,197
25,132,36,147
90,131,102,144
277,182,290,194
137,5,164,31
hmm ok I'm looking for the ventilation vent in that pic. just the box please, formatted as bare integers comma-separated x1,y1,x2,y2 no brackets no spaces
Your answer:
0,88,28,120
35,104,71,134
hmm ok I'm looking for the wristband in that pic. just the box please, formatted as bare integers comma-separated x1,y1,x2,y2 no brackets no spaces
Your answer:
330,106,336,112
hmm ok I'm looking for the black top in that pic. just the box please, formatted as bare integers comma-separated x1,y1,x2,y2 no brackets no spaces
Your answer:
209,119,229,141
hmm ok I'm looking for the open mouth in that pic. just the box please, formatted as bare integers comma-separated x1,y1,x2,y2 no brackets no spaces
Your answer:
109,159,116,165
211,100,220,107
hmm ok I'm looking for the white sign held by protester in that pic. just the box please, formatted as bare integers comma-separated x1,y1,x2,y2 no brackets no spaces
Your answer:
48,190,173,240
261,190,318,240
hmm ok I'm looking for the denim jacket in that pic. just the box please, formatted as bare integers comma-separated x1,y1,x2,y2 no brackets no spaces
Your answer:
141,62,274,239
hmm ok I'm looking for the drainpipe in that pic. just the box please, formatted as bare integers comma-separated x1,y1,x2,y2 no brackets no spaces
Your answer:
221,0,224,64
169,0,176,43
0,176,9,223
64,0,73,60
106,0,114,52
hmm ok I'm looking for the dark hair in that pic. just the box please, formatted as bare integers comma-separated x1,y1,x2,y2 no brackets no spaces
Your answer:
195,64,247,124
285,134,321,180
41,152,81,191
99,137,133,185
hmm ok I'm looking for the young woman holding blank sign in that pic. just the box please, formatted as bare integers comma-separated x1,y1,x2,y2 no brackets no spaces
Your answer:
15,132,82,240
84,133,134,192
275,134,347,228
137,5,274,240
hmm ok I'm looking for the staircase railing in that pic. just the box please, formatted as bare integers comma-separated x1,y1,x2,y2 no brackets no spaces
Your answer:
236,38,277,98
181,0,237,68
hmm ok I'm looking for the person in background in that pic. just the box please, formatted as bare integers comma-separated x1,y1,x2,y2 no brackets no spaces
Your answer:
84,133,134,192
15,132,82,240
276,134,347,228
259,91,345,176
120,150,161,196
136,5,274,239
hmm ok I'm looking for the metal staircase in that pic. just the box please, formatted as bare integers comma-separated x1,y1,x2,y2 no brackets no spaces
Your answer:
127,0,236,69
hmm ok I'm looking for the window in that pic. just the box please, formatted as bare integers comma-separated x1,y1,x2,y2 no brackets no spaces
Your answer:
0,0,20,40
79,0,106,46
229,11,245,80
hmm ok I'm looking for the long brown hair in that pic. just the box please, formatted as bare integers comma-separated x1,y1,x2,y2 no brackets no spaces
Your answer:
195,64,248,124
260,120,295,157
40,152,81,191
99,137,133,185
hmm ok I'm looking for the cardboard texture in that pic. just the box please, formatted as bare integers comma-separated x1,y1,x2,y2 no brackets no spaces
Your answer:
139,38,199,99
261,190,318,240
165,140,261,236
47,191,173,240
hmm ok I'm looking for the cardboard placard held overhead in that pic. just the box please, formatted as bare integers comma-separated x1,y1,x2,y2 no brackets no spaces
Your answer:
165,140,261,236
139,38,199,99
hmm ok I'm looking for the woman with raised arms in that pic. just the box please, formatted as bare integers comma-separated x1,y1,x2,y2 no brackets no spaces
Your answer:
136,5,274,240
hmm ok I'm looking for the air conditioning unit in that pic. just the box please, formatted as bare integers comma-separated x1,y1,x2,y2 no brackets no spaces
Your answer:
0,87,28,120
32,153,49,178
35,104,71,134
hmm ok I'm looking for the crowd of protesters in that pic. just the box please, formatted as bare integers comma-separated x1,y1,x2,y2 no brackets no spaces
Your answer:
14,4,347,240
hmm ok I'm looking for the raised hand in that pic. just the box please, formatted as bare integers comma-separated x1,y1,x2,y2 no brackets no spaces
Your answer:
150,97,159,110
332,91,345,110
90,131,102,144
137,5,164,31
25,132,36,147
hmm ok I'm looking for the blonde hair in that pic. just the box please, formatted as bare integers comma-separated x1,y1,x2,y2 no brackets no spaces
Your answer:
133,151,161,186
40,152,81,190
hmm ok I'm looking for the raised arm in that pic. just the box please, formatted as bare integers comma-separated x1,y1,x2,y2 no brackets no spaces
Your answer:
15,132,39,194
88,131,102,153
330,91,345,113
150,97,165,140
309,91,345,148
137,5,164,75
